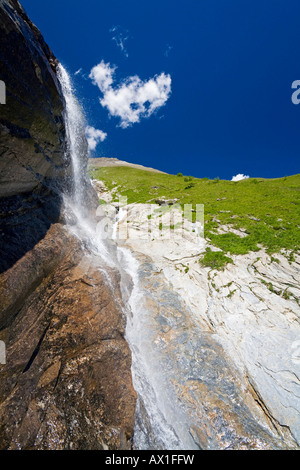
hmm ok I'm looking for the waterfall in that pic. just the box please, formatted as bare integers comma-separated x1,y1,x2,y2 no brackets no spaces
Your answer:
56,65,196,450
117,247,186,449
57,64,114,267
57,64,87,208
54,67,193,447
112,210,194,450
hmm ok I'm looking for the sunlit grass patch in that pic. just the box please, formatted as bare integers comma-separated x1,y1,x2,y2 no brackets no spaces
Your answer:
89,165,300,262
199,248,233,270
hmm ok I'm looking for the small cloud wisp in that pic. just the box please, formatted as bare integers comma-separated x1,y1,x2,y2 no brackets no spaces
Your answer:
109,26,129,58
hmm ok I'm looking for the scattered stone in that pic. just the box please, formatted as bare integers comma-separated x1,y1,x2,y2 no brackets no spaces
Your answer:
155,198,178,206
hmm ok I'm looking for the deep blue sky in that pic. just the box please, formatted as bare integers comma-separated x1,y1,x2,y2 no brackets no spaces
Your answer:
22,0,300,179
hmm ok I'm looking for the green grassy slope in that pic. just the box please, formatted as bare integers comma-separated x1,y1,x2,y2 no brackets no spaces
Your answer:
89,166,300,264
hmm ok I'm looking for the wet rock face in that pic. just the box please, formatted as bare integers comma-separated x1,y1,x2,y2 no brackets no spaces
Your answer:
0,0,68,197
112,200,300,449
0,1,136,449
0,0,70,272
125,253,292,450
0,224,136,449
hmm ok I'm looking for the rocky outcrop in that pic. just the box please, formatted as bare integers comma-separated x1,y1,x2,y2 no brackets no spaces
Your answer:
88,157,167,174
105,195,300,449
0,0,69,272
0,0,136,449
0,0,68,197
124,253,293,449
0,224,136,449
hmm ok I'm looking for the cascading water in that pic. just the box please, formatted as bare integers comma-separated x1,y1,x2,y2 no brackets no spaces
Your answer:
57,64,87,207
56,65,199,449
112,210,196,450
117,246,186,450
57,64,113,267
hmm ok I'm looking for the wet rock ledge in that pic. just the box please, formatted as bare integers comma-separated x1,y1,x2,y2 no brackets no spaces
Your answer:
0,0,136,449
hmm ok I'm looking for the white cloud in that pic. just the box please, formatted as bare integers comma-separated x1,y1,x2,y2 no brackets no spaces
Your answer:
89,61,172,128
110,26,129,58
74,68,82,76
231,173,250,182
89,61,116,92
85,125,107,152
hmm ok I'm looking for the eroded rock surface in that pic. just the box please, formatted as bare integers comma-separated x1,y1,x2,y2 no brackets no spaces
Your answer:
88,157,166,174
106,195,300,449
0,0,70,272
0,0,68,198
0,224,136,449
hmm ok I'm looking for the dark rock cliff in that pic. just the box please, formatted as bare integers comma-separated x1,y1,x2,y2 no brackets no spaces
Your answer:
0,0,69,272
0,0,136,449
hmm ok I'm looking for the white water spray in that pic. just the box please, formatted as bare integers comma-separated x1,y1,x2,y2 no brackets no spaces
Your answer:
57,64,87,207
57,64,114,267
56,64,194,450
